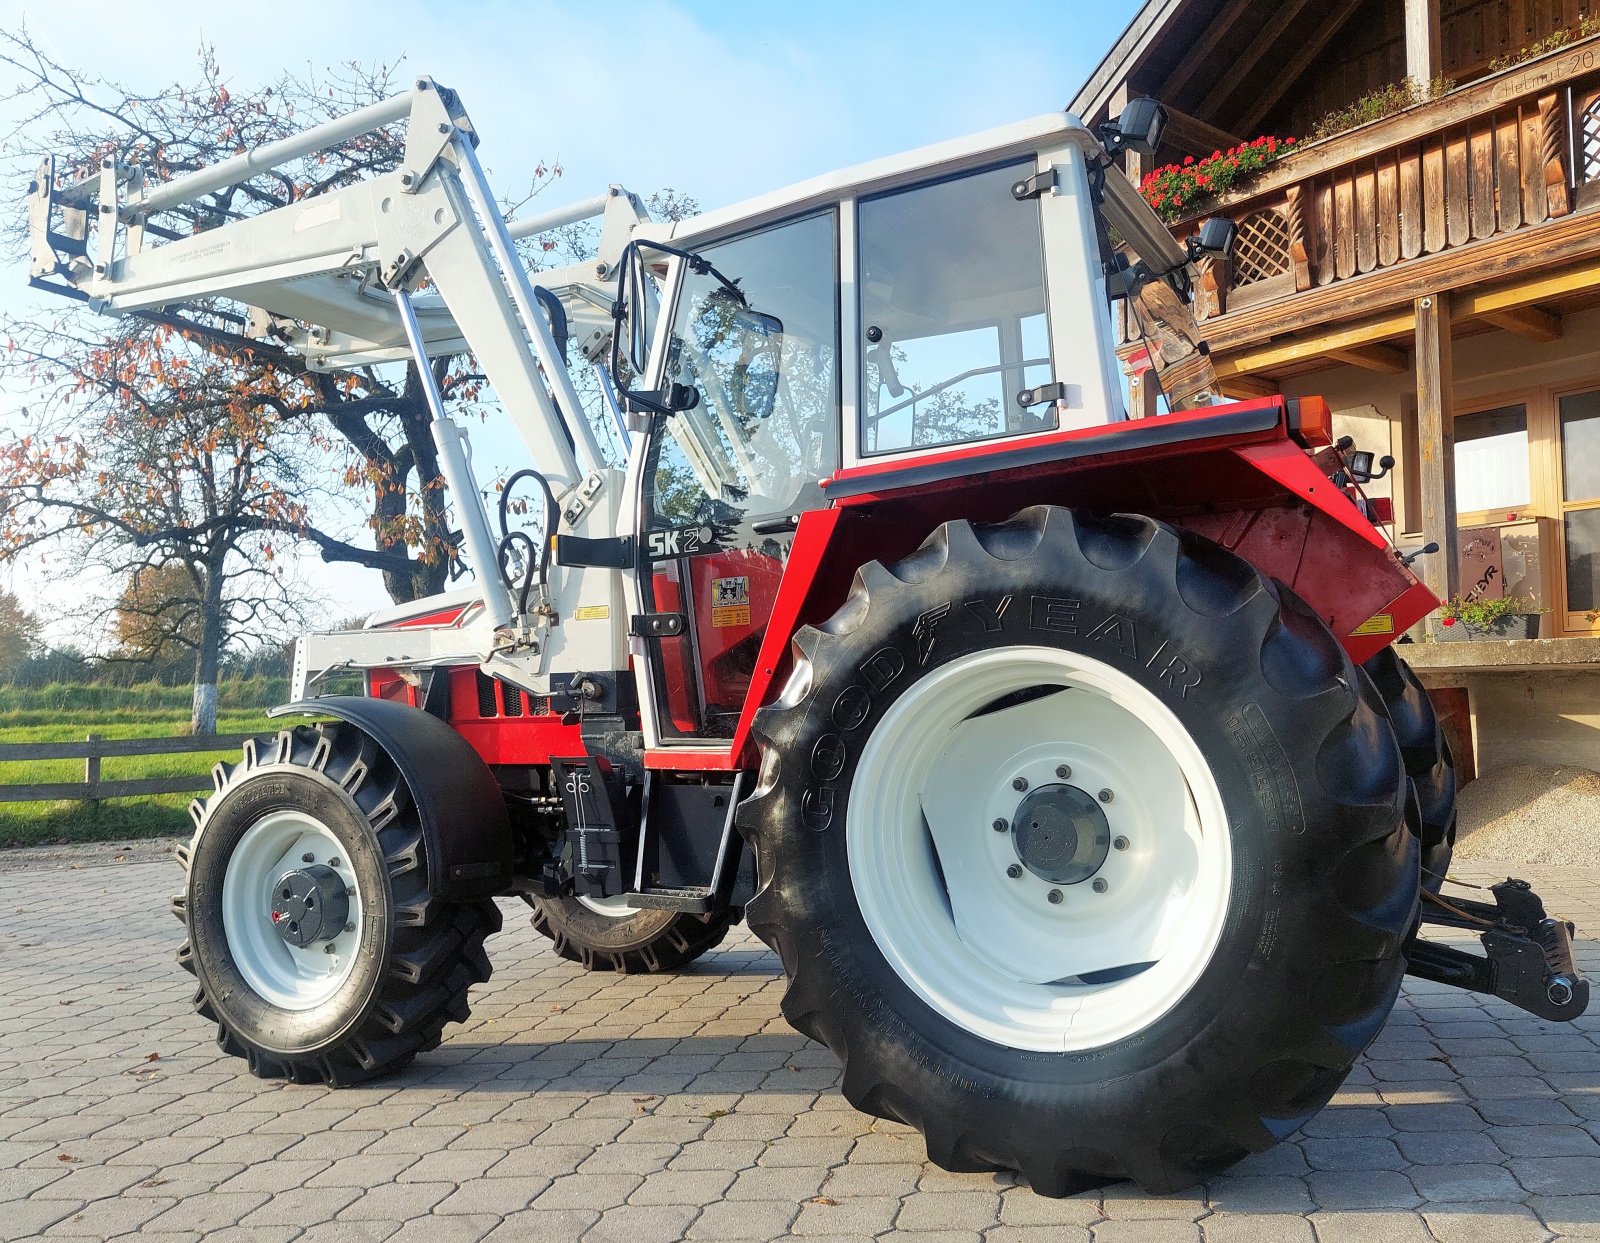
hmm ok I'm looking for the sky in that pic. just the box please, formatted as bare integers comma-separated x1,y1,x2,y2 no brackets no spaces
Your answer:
0,0,1143,650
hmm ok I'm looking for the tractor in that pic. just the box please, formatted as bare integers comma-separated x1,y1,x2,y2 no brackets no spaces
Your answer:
28,80,1588,1194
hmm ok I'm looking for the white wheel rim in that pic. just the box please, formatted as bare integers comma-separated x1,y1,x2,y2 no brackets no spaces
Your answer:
221,811,365,1011
847,645,1232,1053
576,893,639,919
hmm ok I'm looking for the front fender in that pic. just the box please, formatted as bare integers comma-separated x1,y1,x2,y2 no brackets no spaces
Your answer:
269,696,513,901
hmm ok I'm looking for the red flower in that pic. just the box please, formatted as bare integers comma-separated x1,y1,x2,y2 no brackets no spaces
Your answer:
1183,155,1195,166
1285,136,1297,145
1442,616,1456,627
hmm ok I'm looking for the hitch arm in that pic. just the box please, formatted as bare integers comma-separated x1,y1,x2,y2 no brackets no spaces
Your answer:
1408,878,1589,1022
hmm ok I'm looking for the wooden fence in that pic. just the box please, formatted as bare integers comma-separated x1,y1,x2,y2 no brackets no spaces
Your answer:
0,734,253,804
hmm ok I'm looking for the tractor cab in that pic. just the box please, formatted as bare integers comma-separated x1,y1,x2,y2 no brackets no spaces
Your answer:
621,112,1224,746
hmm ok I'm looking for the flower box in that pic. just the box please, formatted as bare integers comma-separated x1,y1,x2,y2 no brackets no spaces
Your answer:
1429,614,1542,642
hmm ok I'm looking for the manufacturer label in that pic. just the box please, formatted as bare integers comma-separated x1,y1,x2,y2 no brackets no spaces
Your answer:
1350,612,1394,637
573,604,610,622
711,575,750,627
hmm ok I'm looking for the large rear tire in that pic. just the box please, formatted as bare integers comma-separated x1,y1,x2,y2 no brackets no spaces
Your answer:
528,895,732,972
174,724,499,1085
738,507,1417,1193
1362,645,1457,893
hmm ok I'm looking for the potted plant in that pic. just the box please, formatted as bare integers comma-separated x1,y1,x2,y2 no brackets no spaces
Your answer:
1431,593,1545,641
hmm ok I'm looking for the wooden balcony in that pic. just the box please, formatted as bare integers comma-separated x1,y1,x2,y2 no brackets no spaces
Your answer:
1165,33,1600,383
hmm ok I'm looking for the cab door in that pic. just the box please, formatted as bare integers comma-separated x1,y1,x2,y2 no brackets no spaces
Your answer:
638,209,841,743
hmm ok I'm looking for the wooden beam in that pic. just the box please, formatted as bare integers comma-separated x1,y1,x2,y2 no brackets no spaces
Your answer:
1415,293,1458,601
1071,0,1188,124
1195,0,1316,120
1480,305,1564,342
1210,254,1598,377
1203,219,1600,354
1327,344,1411,373
1162,106,1244,158
1218,374,1281,399
1156,0,1259,105
1234,0,1370,134
1405,0,1442,85
1460,259,1600,315
1213,311,1417,377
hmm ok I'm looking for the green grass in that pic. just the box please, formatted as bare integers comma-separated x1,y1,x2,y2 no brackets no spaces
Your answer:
0,687,280,847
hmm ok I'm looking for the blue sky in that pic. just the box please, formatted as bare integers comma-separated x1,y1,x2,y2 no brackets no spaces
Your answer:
0,0,1143,641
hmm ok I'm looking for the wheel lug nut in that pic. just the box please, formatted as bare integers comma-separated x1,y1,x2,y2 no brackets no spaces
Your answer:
1012,776,1028,792
1047,889,1063,904
301,853,315,863
1113,836,1130,851
1005,864,1023,880
1098,789,1114,804
1056,764,1071,780
323,943,336,954
992,818,1008,833
1093,878,1109,893
344,922,356,933
328,858,341,869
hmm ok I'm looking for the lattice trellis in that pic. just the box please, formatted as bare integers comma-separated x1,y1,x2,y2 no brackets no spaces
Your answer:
1582,95,1600,184
1232,209,1293,286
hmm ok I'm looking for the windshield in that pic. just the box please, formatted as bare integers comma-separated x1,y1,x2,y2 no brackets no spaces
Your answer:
646,211,839,529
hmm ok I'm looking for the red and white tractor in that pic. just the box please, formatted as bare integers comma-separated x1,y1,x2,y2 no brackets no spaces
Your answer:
29,81,1587,1193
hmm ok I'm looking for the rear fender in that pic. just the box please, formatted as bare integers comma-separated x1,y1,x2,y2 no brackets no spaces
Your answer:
269,696,513,901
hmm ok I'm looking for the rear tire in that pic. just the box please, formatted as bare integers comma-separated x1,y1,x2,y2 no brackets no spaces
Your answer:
528,895,732,972
174,724,499,1085
1363,646,1456,893
739,507,1416,1193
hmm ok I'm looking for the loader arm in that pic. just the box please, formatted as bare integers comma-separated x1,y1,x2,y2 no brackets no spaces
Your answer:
28,76,650,691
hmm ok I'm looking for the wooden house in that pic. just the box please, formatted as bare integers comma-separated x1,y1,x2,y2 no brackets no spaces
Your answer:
1076,0,1600,774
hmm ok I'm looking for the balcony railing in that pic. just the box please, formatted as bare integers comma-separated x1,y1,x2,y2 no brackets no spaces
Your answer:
1170,34,1600,328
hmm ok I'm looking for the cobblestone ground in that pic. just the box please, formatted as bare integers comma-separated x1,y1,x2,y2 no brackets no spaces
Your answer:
4,852,1600,1242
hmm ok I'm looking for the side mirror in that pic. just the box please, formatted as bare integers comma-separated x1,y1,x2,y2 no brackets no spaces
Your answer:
620,243,655,376
1188,216,1237,260
1104,98,1168,158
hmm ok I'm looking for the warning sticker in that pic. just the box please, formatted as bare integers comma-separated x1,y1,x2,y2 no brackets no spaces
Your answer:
1350,612,1394,637
711,575,751,628
573,604,610,622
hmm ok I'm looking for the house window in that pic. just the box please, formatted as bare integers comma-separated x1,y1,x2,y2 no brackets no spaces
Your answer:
1453,404,1529,514
1560,390,1600,615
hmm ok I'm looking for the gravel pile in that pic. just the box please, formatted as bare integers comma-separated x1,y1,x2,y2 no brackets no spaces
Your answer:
1456,763,1600,865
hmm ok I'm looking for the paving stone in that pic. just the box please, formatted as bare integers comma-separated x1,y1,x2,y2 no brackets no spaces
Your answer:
1090,1221,1201,1242
1406,1162,1526,1202
1300,1137,1406,1171
1494,1123,1600,1157
1305,1169,1420,1209
1421,1202,1554,1243
793,1195,901,1235
687,1199,798,1239
1510,1154,1600,1195
583,1203,700,1243
1205,1175,1316,1214
1308,1210,1435,1243
1199,1213,1315,1243
894,1190,1003,1230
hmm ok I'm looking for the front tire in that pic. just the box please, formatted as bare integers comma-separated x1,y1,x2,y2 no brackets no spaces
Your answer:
174,724,499,1085
739,508,1417,1193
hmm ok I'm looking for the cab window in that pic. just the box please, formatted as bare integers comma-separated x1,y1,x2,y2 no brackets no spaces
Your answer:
858,161,1052,455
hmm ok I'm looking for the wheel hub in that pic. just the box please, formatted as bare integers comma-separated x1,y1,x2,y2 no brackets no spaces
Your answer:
270,864,349,948
1010,783,1111,885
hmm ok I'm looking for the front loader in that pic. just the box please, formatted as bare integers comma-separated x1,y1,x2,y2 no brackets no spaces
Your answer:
28,80,1588,1194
